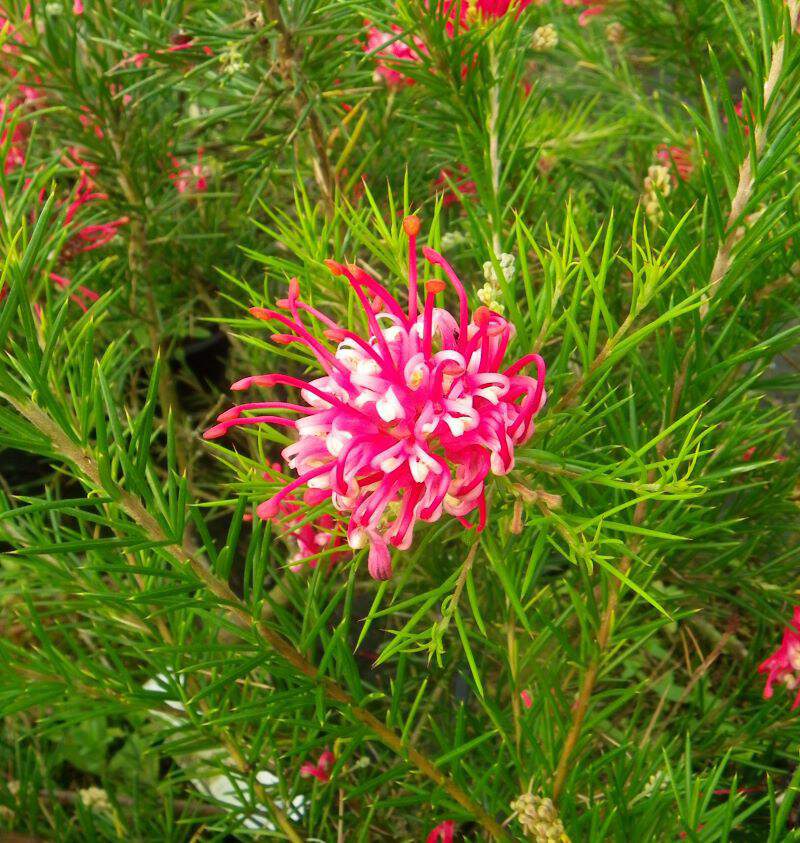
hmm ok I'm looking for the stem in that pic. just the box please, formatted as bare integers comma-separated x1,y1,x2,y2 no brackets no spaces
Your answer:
9,398,508,841
263,0,336,214
488,39,502,256
551,494,647,802
701,2,799,315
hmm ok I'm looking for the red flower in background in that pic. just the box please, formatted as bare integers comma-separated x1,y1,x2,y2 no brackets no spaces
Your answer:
563,0,605,25
656,144,693,182
300,748,335,783
427,820,455,843
759,607,800,710
434,165,477,207
170,147,208,194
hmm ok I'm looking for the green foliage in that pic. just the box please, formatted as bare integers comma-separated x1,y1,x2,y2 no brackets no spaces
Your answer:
2,0,800,840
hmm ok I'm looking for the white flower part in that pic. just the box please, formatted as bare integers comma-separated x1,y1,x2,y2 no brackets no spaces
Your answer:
379,455,404,473
409,455,430,482
440,230,466,250
326,430,351,456
307,473,331,489
354,389,378,408
348,526,368,549
381,324,405,343
789,642,800,671
532,23,558,51
490,449,508,475
443,415,466,437
409,446,440,483
482,252,516,285
356,357,381,377
376,387,404,422
296,417,330,437
335,339,364,370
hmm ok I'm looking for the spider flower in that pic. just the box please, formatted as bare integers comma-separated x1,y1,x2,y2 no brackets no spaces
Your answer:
759,607,800,709
206,216,547,580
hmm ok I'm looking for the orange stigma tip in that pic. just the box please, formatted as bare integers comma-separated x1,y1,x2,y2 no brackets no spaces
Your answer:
249,306,271,319
403,215,421,237
474,306,492,326
324,259,344,275
271,333,294,345
426,279,446,295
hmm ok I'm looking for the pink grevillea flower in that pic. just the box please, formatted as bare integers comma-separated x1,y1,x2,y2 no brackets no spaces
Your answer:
520,689,533,709
300,748,335,783
364,23,428,87
73,0,84,13
0,101,28,173
61,169,129,255
563,0,605,25
758,607,800,709
364,1,533,87
206,216,547,580
169,148,208,194
470,0,534,19
656,144,693,182
48,271,99,312
434,165,477,207
427,820,456,843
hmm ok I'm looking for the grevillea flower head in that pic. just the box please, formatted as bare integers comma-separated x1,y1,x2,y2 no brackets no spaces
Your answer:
434,164,477,207
656,144,693,183
364,1,533,86
300,748,335,783
758,607,800,709
563,0,605,25
427,820,455,843
206,215,546,580
170,147,209,194
364,23,428,87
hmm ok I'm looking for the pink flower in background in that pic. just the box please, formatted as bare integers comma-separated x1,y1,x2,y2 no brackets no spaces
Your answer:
78,105,104,140
520,689,533,709
364,1,534,86
48,272,99,312
169,147,208,194
758,607,800,709
61,168,129,254
656,144,693,182
563,0,605,25
364,23,428,87
427,820,456,843
472,0,533,19
0,100,28,172
434,164,477,207
73,0,84,13
300,748,335,783
206,215,546,580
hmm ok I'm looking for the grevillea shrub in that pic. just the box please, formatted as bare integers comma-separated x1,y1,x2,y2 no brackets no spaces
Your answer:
1,1,800,841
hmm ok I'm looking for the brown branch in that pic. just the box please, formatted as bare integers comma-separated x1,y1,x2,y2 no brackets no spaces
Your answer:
5,397,508,841
551,493,648,802
262,0,336,213
701,1,799,314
